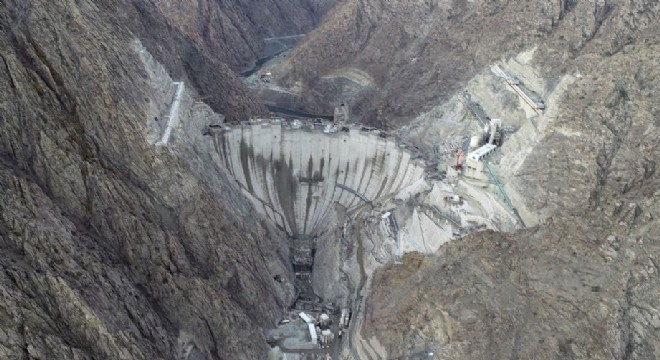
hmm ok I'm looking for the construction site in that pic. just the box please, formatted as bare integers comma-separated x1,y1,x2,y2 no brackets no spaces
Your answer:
5,1,658,359
136,38,575,359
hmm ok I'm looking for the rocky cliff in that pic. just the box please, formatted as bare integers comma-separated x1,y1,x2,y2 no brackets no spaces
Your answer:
276,0,658,126
144,0,335,71
2,0,659,358
0,0,331,358
105,0,333,120
334,1,660,358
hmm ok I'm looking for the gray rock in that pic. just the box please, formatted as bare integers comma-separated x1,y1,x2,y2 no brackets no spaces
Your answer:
0,0,331,358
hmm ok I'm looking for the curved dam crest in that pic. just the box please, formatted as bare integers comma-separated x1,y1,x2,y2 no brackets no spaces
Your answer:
215,120,425,237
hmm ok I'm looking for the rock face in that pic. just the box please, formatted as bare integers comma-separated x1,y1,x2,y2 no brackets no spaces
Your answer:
276,0,659,125
0,0,331,359
105,0,334,121
1,0,659,358
367,215,660,359
147,0,335,71
330,1,660,358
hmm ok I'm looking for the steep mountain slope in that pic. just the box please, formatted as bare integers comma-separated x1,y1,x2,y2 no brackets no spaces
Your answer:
1,0,658,358
320,1,660,358
141,0,335,71
103,0,333,120
277,0,658,125
365,67,660,356
0,0,331,358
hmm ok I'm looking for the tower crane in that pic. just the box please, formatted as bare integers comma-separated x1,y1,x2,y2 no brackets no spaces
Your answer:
447,143,463,171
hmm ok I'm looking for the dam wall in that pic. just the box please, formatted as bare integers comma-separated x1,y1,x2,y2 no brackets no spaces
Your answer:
214,120,425,237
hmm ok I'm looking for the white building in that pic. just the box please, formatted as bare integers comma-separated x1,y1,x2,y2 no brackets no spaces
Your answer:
299,312,314,324
308,323,318,343
464,144,497,181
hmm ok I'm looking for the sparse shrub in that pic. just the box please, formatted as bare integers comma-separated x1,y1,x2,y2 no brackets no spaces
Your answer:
34,82,44,95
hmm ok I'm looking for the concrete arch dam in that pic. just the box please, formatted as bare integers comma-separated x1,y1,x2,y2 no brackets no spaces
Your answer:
214,121,425,237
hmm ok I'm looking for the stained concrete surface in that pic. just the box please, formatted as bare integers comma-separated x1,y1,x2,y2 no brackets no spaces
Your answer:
215,121,425,237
